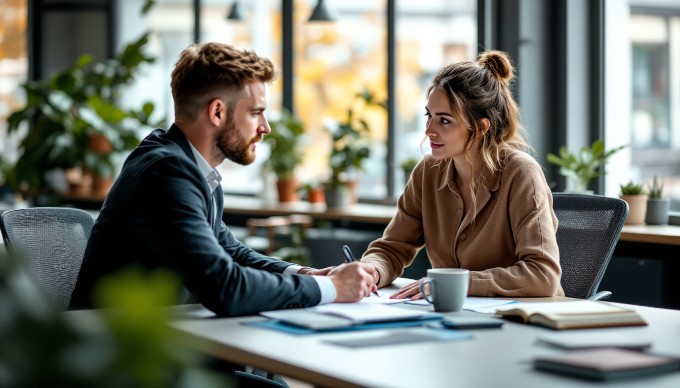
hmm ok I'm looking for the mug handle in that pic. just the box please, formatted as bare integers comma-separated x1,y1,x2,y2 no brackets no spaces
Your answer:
419,278,434,304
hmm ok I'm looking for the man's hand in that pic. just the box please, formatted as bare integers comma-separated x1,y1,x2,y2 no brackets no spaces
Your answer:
328,262,379,303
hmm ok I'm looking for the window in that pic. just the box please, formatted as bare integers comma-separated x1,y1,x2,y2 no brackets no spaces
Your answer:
115,0,477,202
394,0,476,193
605,0,680,210
0,0,28,183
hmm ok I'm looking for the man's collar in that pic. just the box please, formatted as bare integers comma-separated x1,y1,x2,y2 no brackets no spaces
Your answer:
188,141,222,191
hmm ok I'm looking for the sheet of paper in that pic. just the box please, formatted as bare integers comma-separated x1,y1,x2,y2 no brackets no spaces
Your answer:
359,295,406,304
322,328,472,348
405,297,517,313
358,288,404,304
311,303,431,322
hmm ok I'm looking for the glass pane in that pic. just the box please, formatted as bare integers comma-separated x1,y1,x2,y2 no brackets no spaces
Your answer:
202,0,281,195
295,0,387,200
117,0,282,196
0,0,28,196
605,2,680,211
394,0,477,197
117,0,194,133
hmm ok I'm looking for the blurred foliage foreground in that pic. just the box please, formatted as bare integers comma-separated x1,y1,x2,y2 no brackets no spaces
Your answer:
0,251,230,387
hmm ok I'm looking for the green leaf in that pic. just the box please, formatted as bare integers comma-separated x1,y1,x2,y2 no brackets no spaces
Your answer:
546,140,626,190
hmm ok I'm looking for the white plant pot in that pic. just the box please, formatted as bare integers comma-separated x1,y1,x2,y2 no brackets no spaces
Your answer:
620,194,648,225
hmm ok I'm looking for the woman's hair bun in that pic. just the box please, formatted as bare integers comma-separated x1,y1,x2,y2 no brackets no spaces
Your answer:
477,50,513,84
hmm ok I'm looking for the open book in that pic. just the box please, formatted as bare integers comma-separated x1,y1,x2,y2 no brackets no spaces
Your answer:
260,304,437,330
495,300,648,330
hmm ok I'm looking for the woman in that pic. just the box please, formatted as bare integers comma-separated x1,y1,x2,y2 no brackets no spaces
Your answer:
362,50,564,298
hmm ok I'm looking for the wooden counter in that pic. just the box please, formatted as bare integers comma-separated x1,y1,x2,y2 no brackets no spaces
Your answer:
619,224,680,246
222,195,396,224
223,195,680,246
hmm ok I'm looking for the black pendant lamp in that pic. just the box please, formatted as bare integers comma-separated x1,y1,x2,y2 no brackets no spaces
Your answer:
226,1,246,21
308,0,337,22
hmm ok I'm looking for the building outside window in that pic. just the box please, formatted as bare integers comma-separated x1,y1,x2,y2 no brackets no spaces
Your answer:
606,0,680,210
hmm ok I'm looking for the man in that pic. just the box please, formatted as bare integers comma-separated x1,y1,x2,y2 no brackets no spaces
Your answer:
70,42,378,316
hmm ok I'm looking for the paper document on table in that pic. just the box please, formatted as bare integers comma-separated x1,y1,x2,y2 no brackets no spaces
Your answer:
358,288,404,304
405,297,517,313
260,303,437,330
359,295,406,304
462,297,517,313
311,303,431,322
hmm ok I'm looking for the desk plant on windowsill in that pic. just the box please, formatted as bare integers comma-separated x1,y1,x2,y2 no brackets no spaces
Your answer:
263,109,306,202
546,140,626,193
645,176,670,225
619,181,647,225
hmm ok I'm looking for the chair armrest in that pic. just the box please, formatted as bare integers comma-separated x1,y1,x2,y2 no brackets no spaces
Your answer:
588,290,612,301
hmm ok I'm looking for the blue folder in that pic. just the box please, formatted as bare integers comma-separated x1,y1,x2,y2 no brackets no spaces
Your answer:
244,315,442,335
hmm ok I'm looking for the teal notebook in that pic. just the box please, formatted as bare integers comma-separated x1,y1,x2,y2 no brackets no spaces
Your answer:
244,316,442,335
249,304,441,334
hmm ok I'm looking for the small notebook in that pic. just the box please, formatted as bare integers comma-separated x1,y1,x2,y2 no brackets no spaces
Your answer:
495,300,647,330
534,348,680,381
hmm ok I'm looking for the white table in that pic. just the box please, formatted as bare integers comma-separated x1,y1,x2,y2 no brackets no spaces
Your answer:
169,281,680,388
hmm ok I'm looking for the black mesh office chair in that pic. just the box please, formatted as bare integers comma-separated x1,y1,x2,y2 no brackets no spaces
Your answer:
0,207,95,310
552,193,628,301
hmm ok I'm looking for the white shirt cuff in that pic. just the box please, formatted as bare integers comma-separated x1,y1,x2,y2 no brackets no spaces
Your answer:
285,264,336,304
284,264,303,275
311,276,337,304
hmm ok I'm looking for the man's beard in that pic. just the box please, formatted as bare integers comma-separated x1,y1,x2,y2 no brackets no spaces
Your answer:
217,116,260,166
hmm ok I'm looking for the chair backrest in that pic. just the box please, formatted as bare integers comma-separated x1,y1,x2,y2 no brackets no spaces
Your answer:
0,207,95,310
552,193,628,299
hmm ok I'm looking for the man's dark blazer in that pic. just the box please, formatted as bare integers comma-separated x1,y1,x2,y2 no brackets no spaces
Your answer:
69,125,321,316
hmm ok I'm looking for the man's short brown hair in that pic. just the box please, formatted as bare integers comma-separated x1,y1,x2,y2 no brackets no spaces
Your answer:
171,42,276,122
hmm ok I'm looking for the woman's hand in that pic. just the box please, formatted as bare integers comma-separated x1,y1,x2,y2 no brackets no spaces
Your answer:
298,266,335,276
390,278,429,300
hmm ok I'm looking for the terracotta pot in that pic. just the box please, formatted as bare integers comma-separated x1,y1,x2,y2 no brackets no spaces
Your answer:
65,168,93,197
307,187,325,203
345,180,357,204
89,133,113,154
620,194,647,225
92,174,113,198
276,178,299,202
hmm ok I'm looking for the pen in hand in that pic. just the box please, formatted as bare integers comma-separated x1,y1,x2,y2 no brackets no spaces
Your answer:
342,245,380,297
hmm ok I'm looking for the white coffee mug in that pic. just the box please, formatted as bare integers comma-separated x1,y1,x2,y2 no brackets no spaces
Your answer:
419,268,470,312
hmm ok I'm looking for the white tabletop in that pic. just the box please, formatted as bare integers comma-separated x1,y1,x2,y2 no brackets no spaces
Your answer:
168,281,680,388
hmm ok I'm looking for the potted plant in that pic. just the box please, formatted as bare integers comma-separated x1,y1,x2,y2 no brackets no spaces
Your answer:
325,89,385,208
400,156,419,184
263,109,306,202
619,181,647,225
299,182,325,204
645,175,670,225
5,28,162,204
546,140,626,193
